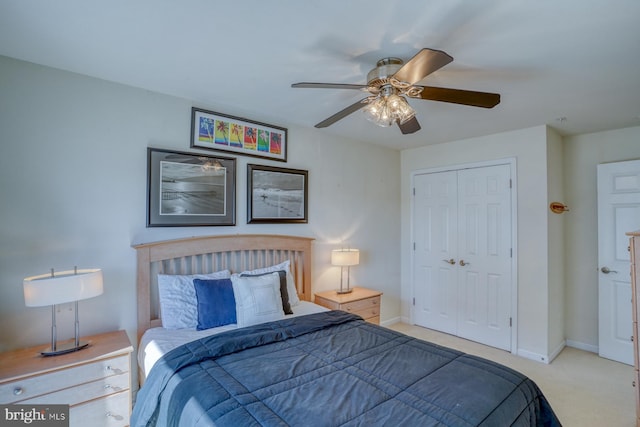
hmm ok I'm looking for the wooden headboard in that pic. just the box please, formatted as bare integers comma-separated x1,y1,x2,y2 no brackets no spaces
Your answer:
132,234,314,341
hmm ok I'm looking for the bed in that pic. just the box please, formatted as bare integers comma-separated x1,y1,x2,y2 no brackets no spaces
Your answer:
131,234,560,427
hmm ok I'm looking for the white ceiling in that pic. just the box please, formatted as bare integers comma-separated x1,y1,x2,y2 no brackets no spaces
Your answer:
1,0,639,150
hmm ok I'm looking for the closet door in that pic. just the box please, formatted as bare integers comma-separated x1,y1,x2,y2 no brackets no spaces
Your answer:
456,165,512,350
413,170,458,334
412,164,512,350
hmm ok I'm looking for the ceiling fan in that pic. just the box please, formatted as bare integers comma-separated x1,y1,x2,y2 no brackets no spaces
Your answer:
292,48,500,135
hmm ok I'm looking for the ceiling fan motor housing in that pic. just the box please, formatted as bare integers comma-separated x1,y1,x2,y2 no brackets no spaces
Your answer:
366,57,404,87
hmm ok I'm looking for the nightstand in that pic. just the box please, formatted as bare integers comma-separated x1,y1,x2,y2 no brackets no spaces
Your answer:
0,330,133,427
314,287,383,324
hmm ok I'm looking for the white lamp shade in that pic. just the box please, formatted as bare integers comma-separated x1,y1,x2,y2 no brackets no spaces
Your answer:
331,249,360,266
23,269,103,307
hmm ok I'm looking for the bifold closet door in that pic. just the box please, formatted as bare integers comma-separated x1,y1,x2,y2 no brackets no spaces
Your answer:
413,164,512,350
413,170,459,335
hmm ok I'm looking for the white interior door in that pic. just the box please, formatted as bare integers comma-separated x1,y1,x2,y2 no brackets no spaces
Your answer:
598,159,640,365
413,170,458,334
456,166,512,350
413,164,512,350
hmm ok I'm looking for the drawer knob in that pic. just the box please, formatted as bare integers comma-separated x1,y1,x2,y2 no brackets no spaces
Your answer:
105,365,122,374
106,412,124,421
103,383,121,392
13,387,23,396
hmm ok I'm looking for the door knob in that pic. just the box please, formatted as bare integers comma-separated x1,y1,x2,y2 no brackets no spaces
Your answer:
600,266,618,274
442,259,456,265
459,260,470,266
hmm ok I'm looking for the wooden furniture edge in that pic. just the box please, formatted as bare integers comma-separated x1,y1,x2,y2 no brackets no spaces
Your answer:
0,330,133,383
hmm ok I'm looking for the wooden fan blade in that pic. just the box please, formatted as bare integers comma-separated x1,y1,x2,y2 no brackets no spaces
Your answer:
315,99,368,128
412,86,501,108
392,48,453,85
398,116,421,134
292,82,368,90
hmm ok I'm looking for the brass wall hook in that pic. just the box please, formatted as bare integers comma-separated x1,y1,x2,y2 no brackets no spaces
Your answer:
549,202,569,214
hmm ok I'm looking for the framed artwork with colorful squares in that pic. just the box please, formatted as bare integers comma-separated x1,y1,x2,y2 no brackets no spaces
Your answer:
190,107,287,162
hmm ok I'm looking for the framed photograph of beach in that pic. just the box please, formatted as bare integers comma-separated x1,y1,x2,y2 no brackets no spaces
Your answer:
190,107,287,162
247,164,308,224
147,147,236,227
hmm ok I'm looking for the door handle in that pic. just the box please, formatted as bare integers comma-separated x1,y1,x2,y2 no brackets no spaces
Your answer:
600,266,618,274
459,260,470,266
442,259,456,265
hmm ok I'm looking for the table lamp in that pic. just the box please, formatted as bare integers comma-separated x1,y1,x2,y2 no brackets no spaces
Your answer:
331,249,359,294
23,267,103,356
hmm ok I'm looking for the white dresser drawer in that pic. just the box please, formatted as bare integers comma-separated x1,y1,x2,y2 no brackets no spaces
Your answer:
20,372,129,406
0,354,129,404
70,390,130,427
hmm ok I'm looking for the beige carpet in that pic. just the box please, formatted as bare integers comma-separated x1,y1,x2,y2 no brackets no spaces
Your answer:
387,323,636,427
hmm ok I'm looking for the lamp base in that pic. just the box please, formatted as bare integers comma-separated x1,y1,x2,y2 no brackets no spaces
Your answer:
336,288,353,294
41,341,89,357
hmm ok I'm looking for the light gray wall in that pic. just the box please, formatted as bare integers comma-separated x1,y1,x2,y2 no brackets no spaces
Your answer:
563,126,640,351
546,127,566,359
0,55,402,355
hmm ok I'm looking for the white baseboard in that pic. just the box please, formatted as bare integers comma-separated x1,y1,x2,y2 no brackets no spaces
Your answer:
380,317,401,327
517,348,551,364
517,340,566,364
566,340,598,354
548,340,566,363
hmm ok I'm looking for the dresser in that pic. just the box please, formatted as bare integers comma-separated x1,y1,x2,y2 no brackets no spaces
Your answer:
314,287,382,324
629,230,640,427
0,330,133,427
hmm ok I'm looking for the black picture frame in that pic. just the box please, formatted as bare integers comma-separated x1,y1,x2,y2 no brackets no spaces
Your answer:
190,107,287,162
247,164,308,224
147,147,236,227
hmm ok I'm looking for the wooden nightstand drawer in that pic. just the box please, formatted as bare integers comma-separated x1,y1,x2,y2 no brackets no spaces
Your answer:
315,287,383,325
351,305,380,321
342,296,380,314
366,315,380,325
70,390,130,427
0,354,129,404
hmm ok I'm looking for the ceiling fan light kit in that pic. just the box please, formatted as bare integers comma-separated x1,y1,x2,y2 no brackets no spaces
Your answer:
362,89,416,127
292,48,501,135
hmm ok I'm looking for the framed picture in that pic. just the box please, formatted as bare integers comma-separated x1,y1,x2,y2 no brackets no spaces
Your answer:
147,147,236,227
190,107,287,162
247,164,308,223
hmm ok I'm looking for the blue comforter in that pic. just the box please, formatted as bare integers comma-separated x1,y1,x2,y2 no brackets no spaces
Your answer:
131,311,560,426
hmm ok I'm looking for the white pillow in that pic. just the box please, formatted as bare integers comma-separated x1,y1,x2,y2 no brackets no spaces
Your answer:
240,260,300,306
158,270,231,329
232,272,285,327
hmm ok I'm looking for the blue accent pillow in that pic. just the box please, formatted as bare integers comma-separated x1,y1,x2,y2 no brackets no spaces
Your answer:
193,278,236,330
